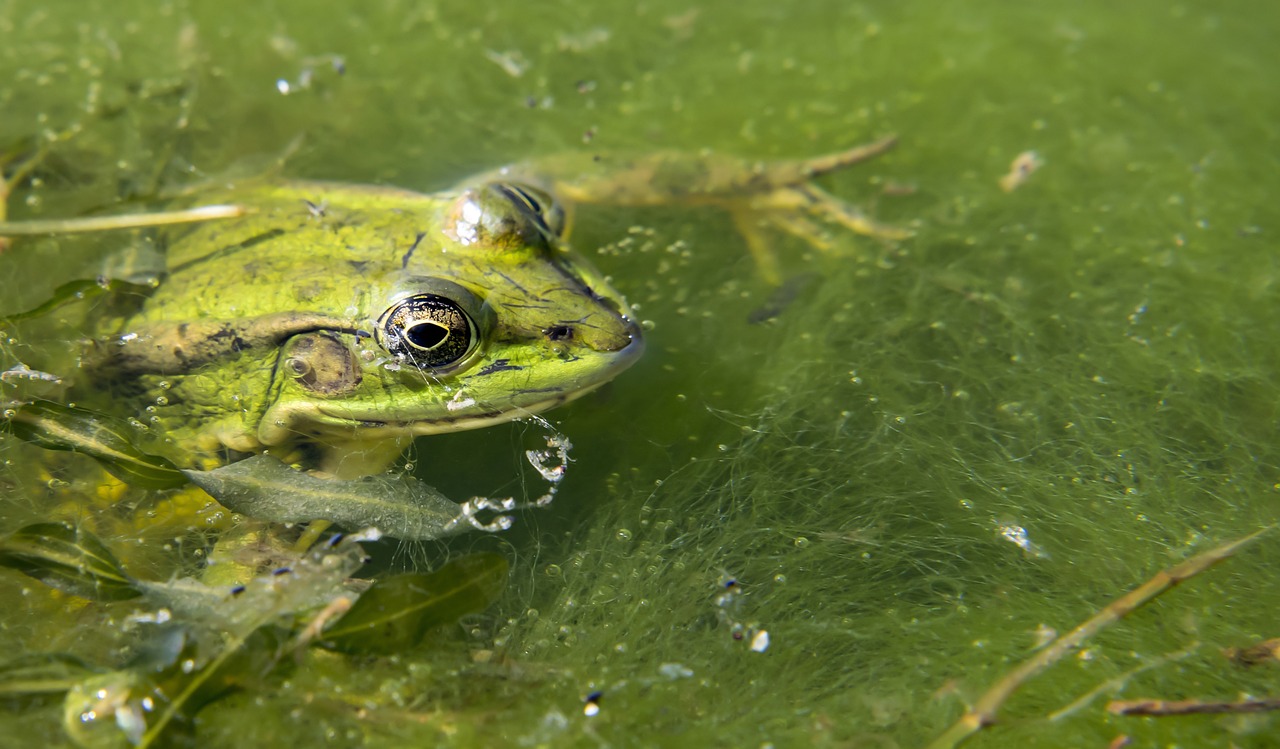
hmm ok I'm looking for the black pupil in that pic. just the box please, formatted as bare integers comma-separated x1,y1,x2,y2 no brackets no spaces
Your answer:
405,322,448,350
377,293,474,369
514,187,541,213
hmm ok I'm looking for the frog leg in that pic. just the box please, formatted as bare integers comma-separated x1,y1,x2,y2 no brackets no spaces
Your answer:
728,181,911,284
791,183,913,240
723,137,912,282
755,134,902,187
730,210,785,285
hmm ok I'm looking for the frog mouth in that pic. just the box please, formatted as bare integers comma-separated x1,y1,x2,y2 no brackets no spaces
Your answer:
295,328,643,438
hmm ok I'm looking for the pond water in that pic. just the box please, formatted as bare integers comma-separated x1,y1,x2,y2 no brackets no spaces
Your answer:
1,1,1277,747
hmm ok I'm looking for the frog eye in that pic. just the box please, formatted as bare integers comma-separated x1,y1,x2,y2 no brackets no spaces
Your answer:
376,294,477,370
496,183,565,239
446,182,565,249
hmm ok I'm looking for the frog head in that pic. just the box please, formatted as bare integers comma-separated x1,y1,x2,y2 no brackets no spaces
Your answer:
89,179,642,475
255,181,643,472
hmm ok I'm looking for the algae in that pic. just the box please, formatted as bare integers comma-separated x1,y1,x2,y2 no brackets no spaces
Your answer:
1,0,1277,747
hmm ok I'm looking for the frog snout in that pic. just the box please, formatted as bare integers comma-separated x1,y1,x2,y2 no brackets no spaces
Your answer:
542,313,642,354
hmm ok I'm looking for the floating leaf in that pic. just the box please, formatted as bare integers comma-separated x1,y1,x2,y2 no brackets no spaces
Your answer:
6,400,187,489
0,653,103,697
322,552,509,654
0,522,141,601
0,277,153,324
184,454,477,539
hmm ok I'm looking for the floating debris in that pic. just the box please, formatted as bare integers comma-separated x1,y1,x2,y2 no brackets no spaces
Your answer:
1223,636,1280,666
484,49,530,78
275,54,346,95
1,362,63,385
583,690,603,717
1000,150,1044,192
995,519,1049,558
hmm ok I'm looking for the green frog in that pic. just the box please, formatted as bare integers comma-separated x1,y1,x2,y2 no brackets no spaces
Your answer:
5,135,906,501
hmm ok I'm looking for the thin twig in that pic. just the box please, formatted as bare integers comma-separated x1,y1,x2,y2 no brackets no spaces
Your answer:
925,527,1272,749
1047,643,1199,722
0,204,246,235
1108,697,1280,716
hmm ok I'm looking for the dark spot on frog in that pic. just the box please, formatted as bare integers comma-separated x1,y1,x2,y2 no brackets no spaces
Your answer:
544,324,574,342
168,229,287,275
400,231,426,269
473,359,523,377
347,260,371,274
206,326,249,353
302,199,327,218
293,281,326,302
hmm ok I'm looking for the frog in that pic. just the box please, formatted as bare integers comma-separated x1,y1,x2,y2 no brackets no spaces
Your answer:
4,134,907,503
77,178,644,479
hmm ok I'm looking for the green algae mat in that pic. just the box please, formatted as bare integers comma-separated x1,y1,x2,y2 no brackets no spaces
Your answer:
1,1,1277,747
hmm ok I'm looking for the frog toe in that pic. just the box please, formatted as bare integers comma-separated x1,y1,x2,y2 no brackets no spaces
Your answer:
798,184,913,241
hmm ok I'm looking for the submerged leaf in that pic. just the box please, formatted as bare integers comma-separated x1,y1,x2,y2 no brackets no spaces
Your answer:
322,552,509,654
64,626,289,749
0,653,103,697
63,669,152,749
0,522,140,601
6,400,187,489
184,454,478,539
0,277,153,323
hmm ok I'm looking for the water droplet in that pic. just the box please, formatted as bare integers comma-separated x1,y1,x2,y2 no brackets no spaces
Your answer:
793,536,810,548
616,528,633,542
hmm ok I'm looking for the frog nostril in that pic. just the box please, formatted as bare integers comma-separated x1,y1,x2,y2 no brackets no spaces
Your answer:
544,325,574,342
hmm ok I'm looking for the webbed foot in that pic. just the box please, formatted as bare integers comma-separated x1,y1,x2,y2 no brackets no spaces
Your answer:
725,136,913,284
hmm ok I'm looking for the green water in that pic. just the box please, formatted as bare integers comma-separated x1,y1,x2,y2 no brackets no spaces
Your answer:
2,1,1278,747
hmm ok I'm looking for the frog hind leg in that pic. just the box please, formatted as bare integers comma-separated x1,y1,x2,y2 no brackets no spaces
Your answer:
793,182,914,240
767,134,901,186
729,182,911,284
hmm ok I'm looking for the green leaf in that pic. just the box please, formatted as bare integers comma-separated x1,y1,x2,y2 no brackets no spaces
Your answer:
0,277,152,323
6,400,187,489
184,454,476,539
321,552,509,654
0,653,102,697
0,522,141,601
